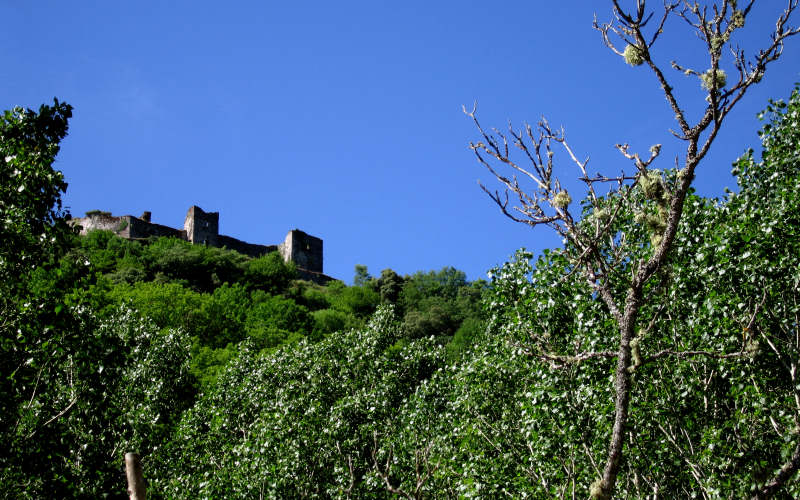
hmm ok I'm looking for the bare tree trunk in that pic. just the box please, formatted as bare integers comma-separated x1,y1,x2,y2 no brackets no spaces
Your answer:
598,307,637,498
125,452,146,500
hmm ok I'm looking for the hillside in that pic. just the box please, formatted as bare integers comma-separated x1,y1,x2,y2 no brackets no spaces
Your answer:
3,80,800,499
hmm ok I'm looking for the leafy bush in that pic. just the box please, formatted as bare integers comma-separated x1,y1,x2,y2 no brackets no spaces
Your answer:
243,251,296,294
245,295,313,349
325,280,380,319
142,237,248,292
312,308,358,337
148,306,445,498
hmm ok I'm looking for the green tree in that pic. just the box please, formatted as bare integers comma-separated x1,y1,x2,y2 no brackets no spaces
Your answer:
0,99,79,495
379,113,800,494
245,294,313,349
77,228,145,276
142,237,249,292
312,308,359,337
0,99,73,279
0,101,195,497
353,263,372,287
402,295,459,339
377,268,404,304
147,306,444,498
399,267,467,310
468,3,799,497
394,267,483,342
325,280,380,320
244,251,296,294
110,281,209,334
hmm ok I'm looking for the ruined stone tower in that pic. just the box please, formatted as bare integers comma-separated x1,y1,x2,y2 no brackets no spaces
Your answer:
184,205,219,246
279,230,323,274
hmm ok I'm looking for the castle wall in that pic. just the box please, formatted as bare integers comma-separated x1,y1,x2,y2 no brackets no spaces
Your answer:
127,216,183,240
296,268,334,285
217,235,278,258
73,207,333,283
72,214,128,235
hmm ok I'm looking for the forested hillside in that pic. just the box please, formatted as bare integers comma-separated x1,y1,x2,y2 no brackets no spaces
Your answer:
0,103,487,496
3,0,800,495
65,230,486,388
2,85,800,497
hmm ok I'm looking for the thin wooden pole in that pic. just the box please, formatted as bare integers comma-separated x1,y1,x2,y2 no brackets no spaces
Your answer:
125,452,146,500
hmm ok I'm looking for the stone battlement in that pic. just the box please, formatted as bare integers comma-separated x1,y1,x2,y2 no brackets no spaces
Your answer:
71,206,333,284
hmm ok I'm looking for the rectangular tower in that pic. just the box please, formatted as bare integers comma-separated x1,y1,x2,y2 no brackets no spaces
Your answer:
279,229,323,273
183,205,219,246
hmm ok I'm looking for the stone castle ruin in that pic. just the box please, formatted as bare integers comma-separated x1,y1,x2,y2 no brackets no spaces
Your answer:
71,206,332,284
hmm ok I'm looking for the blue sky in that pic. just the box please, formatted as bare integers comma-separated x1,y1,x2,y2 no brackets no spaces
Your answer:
2,1,798,283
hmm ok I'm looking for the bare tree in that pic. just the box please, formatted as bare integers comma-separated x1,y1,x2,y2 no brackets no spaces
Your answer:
467,1,799,497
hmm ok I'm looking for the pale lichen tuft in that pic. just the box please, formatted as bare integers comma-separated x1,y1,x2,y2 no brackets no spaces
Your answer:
552,190,572,210
639,170,667,202
590,478,610,500
700,68,728,91
594,208,610,222
623,44,645,66
710,35,725,53
731,10,745,29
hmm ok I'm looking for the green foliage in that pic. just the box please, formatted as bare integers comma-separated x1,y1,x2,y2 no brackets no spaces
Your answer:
9,87,800,498
110,281,208,333
245,294,313,349
366,86,800,497
106,310,195,480
312,308,358,337
1,302,193,498
0,99,73,280
73,226,484,371
402,295,459,339
78,229,144,275
353,263,372,287
297,281,333,310
445,316,486,361
190,343,237,390
202,283,251,345
397,267,485,342
400,266,468,307
147,306,445,498
107,257,148,285
244,251,296,294
142,237,249,292
377,268,404,304
325,280,381,319
0,99,84,496
2,99,481,497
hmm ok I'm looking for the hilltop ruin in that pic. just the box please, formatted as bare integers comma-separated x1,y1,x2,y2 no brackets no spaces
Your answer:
71,206,333,284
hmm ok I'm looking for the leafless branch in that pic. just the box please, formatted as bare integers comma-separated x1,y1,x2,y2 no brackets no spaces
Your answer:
515,343,617,368
27,397,77,439
656,423,711,499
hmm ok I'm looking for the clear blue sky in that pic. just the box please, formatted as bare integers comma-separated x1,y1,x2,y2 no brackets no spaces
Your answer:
2,1,798,283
